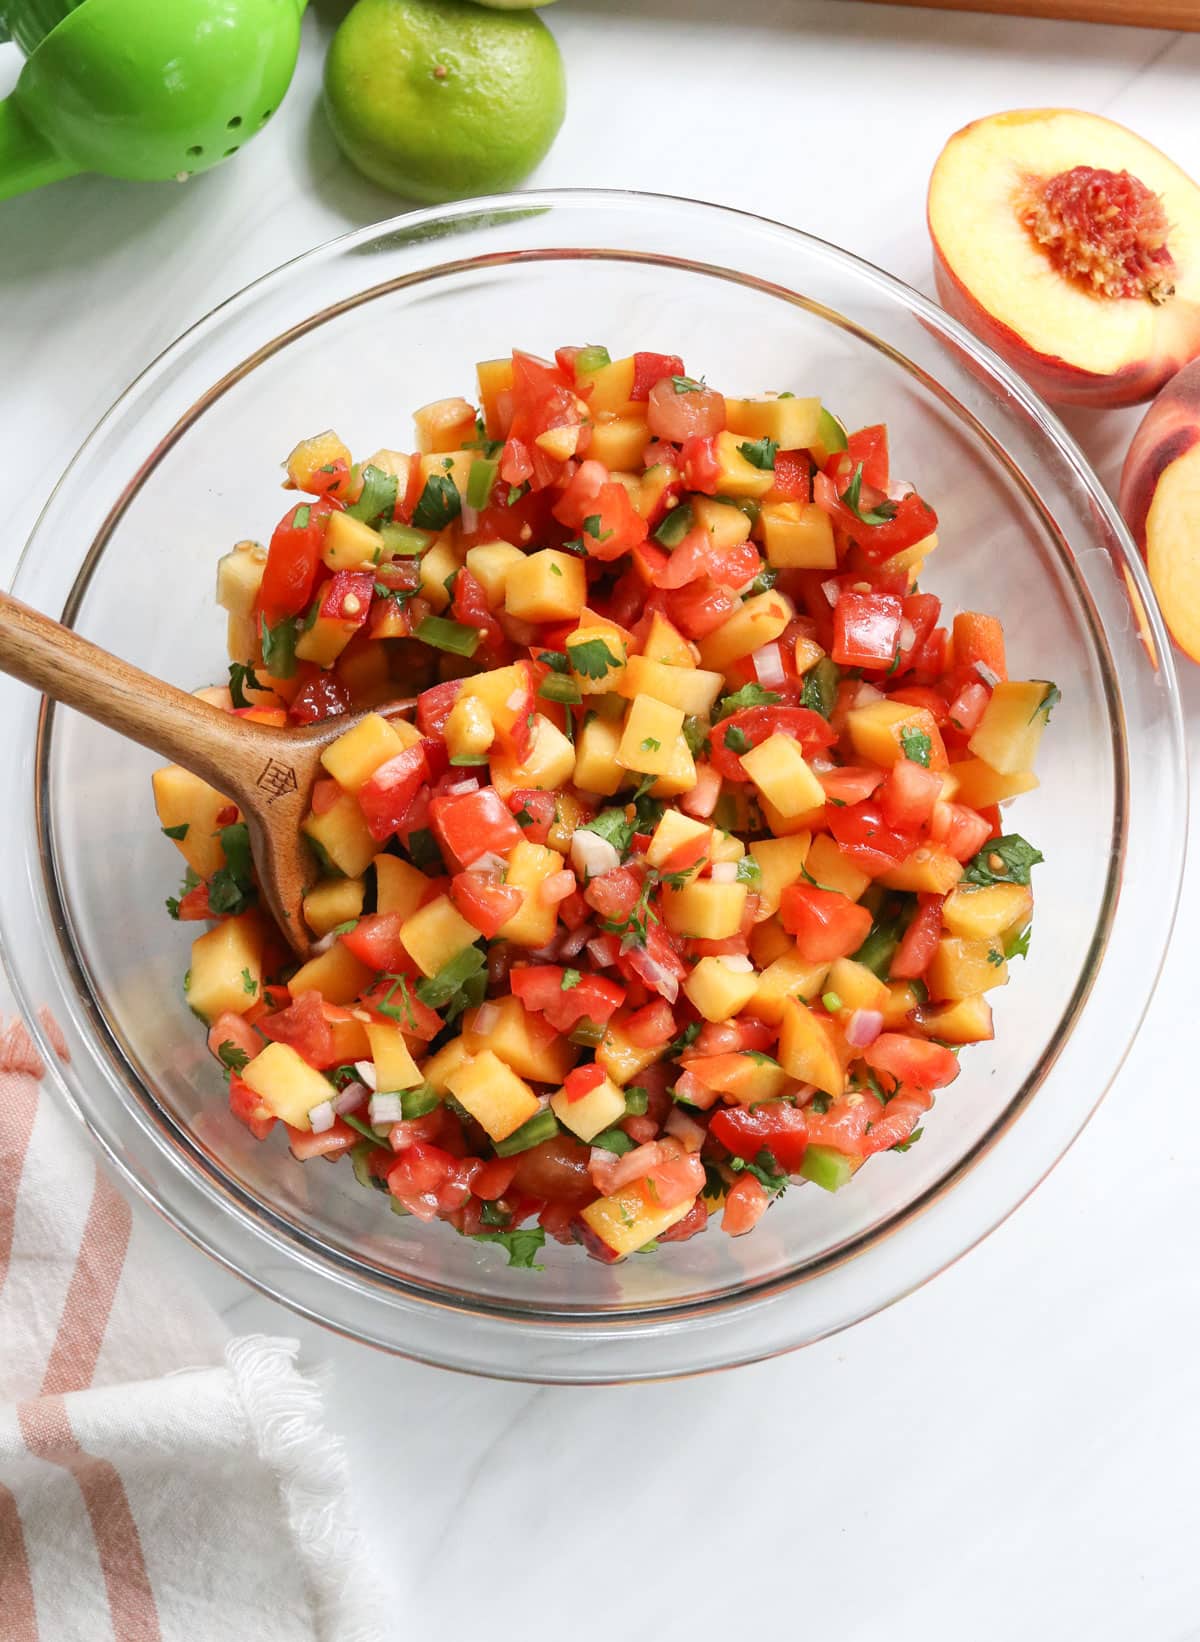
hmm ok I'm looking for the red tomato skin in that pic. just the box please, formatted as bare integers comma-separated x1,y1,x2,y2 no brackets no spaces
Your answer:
827,802,919,877
779,883,874,963
229,1074,274,1139
646,378,725,442
679,436,721,495
722,1175,769,1236
258,497,336,623
665,577,740,639
832,591,903,670
259,990,336,1069
878,758,943,829
449,873,523,939
889,895,945,981
769,449,812,501
709,705,836,782
357,745,430,843
863,1033,960,1092
416,679,462,740
430,785,525,869
289,665,351,726
339,912,411,975
510,965,625,1033
623,999,676,1048
630,352,685,400
710,1101,808,1171
847,424,889,491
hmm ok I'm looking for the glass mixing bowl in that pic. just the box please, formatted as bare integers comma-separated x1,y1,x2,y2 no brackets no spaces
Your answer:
0,192,1185,1383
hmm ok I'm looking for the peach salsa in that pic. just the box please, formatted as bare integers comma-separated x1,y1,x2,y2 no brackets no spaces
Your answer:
153,347,1054,1267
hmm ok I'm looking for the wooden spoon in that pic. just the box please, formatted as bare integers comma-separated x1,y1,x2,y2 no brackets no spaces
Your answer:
0,591,414,959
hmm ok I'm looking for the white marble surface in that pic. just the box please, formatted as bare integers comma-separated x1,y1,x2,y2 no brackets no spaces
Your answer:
5,3,1200,1636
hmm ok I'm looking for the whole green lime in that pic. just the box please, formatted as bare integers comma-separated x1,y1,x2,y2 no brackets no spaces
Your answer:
324,0,566,203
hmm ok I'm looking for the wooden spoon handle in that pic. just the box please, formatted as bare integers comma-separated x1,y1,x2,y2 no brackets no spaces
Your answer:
0,591,273,800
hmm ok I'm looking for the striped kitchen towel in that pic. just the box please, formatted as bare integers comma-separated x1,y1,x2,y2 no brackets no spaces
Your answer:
0,1015,380,1642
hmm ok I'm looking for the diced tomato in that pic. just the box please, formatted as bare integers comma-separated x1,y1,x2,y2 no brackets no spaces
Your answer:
660,828,713,874
888,684,951,726
259,990,335,1069
556,889,590,930
665,576,740,639
359,978,443,1041
641,1148,705,1210
431,785,524,869
318,569,374,628
827,801,919,877
563,1064,607,1104
878,757,943,829
175,882,216,921
510,965,625,1033
450,872,523,939
863,1032,960,1092
832,590,903,670
692,1016,775,1055
451,567,506,656
286,1118,358,1161
646,377,724,442
289,665,350,726
847,424,889,492
779,882,873,963
931,801,993,863
471,1156,521,1201
229,1073,274,1140
258,497,336,623
339,911,410,974
552,460,648,559
889,895,944,981
508,351,580,451
357,745,430,843
679,435,721,495
506,788,557,844
709,704,836,782
623,998,677,1048
854,491,938,563
710,1100,808,1172
817,765,883,805
417,679,462,740
769,449,812,502
722,1175,769,1236
631,352,685,400
207,1012,262,1069
583,866,642,923
860,1088,933,1155
386,1139,457,1202
658,528,760,592
803,1094,877,1154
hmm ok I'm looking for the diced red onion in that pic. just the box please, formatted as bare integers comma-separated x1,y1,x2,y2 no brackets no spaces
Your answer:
716,953,754,974
309,929,340,955
855,681,884,707
622,943,679,1004
471,1002,501,1035
539,869,576,906
898,619,916,653
974,660,1000,689
571,830,620,880
369,1092,403,1127
710,860,738,884
586,936,617,968
845,1008,884,1048
752,642,786,688
333,1083,367,1116
460,500,479,534
444,778,479,796
665,1106,706,1152
559,923,593,959
506,687,527,713
353,1060,377,1091
308,1099,335,1134
466,850,507,876
822,577,841,607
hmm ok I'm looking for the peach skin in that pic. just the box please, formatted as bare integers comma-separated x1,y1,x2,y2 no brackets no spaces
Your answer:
1120,357,1200,662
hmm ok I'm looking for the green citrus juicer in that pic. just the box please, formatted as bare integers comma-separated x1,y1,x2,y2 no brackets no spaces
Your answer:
0,0,308,202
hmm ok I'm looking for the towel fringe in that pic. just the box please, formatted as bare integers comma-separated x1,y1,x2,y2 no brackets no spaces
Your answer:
226,1335,381,1642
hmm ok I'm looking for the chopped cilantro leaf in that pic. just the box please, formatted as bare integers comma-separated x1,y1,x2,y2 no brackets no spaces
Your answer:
208,824,255,916
892,1126,924,1153
561,968,582,991
581,808,635,857
227,661,264,709
735,854,761,886
963,834,1044,887
839,462,899,527
411,472,461,531
671,374,706,394
241,968,257,996
582,514,614,544
723,725,751,755
567,636,621,680
537,649,569,673
737,436,778,471
714,683,779,720
471,1227,546,1269
259,614,297,679
900,727,932,767
217,1040,250,1074
1005,925,1032,961
640,736,661,753
161,823,189,841
1030,682,1061,724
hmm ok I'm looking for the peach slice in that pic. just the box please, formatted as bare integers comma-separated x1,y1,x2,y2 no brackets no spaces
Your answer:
928,109,1200,408
1120,358,1200,661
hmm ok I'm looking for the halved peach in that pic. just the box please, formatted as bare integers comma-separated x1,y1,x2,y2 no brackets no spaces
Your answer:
928,109,1200,408
1119,357,1200,661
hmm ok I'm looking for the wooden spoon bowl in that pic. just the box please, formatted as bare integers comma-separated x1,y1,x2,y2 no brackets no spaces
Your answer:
0,590,413,957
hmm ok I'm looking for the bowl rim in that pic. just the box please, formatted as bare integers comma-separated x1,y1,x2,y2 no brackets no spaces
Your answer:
3,187,1187,1381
